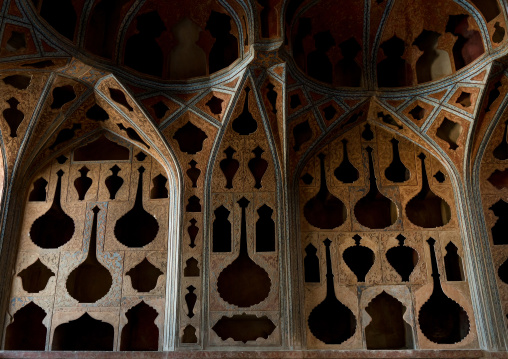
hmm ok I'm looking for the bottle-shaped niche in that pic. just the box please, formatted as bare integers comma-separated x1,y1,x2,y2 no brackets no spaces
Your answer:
494,120,508,160
354,147,397,229
418,238,470,344
30,170,75,249
216,197,271,307
308,238,356,344
405,153,451,228
385,138,410,183
232,87,257,135
66,206,113,303
334,139,359,183
304,153,347,229
114,166,159,247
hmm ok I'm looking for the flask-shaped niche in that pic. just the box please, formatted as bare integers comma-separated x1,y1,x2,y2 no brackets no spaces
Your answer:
418,238,470,344
406,153,451,228
66,206,113,303
385,138,410,183
308,238,356,344
334,139,359,183
30,170,75,248
354,147,397,229
304,153,347,229
232,87,257,135
216,197,271,307
114,166,159,247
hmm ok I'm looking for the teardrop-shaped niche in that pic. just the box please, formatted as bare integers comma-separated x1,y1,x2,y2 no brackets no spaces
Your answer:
66,206,113,303
354,147,397,229
114,166,159,247
308,238,356,344
304,153,347,229
217,197,271,307
342,235,374,282
386,234,418,282
406,153,451,228
418,238,470,344
30,170,75,249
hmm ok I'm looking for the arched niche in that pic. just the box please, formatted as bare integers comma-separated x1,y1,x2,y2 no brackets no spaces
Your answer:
296,121,477,349
3,126,180,351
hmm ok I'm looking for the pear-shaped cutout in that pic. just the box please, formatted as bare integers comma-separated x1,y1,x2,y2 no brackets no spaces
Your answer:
354,147,397,229
30,170,75,249
3,97,24,137
187,160,201,188
304,153,347,229
126,258,163,293
232,87,257,135
308,238,356,344
385,138,410,183
494,120,508,160
334,139,359,183
418,238,470,344
217,197,271,307
406,153,451,228
386,234,418,282
105,165,124,200
66,206,113,303
18,258,55,293
220,147,240,189
343,234,374,282
74,166,93,200
248,146,268,189
114,166,159,247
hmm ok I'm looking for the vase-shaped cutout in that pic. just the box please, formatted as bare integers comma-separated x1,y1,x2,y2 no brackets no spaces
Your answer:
30,170,75,249
66,206,113,303
304,153,347,229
